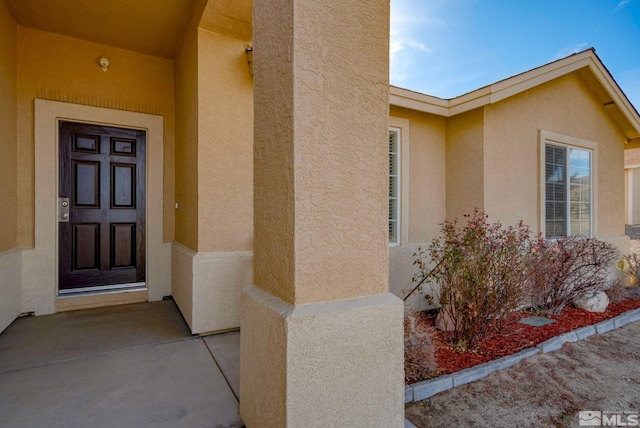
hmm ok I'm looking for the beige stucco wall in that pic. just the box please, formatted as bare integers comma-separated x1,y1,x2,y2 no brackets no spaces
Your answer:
197,28,253,252
174,3,201,252
253,0,390,305
0,2,17,252
0,2,21,333
483,72,627,238
389,106,447,243
0,248,22,333
172,13,254,333
445,108,485,221
388,106,446,310
241,286,404,428
172,11,201,329
16,27,176,247
245,0,403,425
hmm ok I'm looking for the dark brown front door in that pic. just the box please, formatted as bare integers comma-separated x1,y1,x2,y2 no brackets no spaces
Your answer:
58,121,146,291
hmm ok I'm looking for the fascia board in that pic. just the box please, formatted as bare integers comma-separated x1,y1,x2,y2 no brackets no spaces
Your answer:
490,57,592,104
388,51,640,137
389,87,449,116
587,62,640,138
447,88,491,116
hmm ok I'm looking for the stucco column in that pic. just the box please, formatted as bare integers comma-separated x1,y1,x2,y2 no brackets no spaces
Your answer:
240,0,404,427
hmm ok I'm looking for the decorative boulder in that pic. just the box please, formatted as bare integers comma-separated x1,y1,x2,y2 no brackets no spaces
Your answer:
435,306,456,332
573,291,609,313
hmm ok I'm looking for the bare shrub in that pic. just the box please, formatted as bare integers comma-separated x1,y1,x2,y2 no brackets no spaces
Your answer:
528,236,617,315
622,253,640,286
413,210,531,350
404,311,438,383
605,278,626,303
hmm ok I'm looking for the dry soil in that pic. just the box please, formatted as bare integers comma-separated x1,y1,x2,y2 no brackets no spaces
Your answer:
406,319,640,427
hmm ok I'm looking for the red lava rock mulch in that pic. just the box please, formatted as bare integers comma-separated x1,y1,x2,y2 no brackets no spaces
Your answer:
411,297,640,383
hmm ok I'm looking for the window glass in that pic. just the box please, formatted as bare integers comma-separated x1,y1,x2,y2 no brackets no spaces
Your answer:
545,144,591,237
569,148,591,236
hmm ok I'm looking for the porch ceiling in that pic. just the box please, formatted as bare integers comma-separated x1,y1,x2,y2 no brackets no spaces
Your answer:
200,0,252,42
3,0,192,58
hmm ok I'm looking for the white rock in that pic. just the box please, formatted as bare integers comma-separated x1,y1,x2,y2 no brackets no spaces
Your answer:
573,291,609,313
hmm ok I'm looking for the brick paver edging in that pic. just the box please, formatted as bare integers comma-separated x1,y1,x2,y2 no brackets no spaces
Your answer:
404,307,640,403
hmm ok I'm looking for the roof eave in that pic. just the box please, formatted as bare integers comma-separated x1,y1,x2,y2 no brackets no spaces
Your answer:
389,50,640,140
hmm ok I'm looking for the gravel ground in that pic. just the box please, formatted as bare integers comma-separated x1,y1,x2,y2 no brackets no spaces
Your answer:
405,320,640,427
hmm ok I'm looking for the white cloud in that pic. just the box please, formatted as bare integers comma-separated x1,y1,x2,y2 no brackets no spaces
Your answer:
551,43,590,61
613,0,630,12
389,6,436,83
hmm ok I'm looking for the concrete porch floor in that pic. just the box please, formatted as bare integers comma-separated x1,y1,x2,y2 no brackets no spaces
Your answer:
0,300,243,428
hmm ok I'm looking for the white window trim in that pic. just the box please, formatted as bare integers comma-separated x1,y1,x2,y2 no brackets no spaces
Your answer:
389,117,410,246
627,168,633,225
539,129,599,238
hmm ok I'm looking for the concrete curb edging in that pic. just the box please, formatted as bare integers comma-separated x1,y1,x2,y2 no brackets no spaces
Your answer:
404,307,640,403
404,419,418,428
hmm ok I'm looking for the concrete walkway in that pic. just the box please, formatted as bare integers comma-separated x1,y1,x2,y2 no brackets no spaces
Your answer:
0,301,242,428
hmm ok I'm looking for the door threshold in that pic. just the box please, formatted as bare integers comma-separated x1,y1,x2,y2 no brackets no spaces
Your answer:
56,285,148,312
58,282,147,298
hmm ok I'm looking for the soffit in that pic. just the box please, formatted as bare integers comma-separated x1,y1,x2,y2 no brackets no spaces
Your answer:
3,0,192,58
199,0,252,42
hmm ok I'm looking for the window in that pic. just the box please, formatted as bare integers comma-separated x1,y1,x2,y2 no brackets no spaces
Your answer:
389,129,400,244
544,143,592,237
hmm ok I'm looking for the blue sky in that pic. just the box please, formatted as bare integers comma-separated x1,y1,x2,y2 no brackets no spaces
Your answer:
390,0,640,110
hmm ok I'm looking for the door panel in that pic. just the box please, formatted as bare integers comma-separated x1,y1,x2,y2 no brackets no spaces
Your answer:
74,161,100,207
111,163,136,208
74,224,100,270
59,122,146,291
111,223,136,268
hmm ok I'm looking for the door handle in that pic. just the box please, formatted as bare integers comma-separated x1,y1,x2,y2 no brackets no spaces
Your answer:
59,198,70,222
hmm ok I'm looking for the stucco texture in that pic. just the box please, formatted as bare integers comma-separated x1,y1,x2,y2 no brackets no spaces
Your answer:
253,0,391,305
389,106,447,243
16,27,176,247
445,108,485,221
197,28,253,252
483,72,626,238
172,242,253,334
0,2,17,252
174,9,200,251
172,7,255,333
0,3,21,333
174,14,254,253
388,106,446,310
0,249,21,333
240,286,404,428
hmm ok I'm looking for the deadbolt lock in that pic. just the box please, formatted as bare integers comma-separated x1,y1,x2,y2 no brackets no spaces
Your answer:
59,198,70,222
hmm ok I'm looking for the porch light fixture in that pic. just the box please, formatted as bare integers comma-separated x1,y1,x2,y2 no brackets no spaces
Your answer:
99,57,110,72
245,47,253,76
